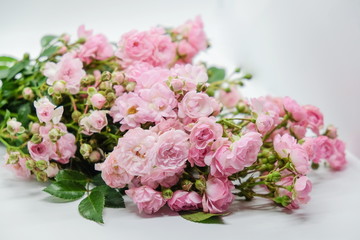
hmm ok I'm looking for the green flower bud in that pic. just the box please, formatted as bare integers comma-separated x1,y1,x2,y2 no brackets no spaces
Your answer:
25,159,36,170
206,88,215,97
311,162,320,170
273,195,291,207
266,171,281,182
71,110,82,122
181,179,193,191
106,92,116,103
243,73,252,80
87,87,97,96
125,82,136,92
81,76,96,87
101,71,112,82
49,128,64,142
161,188,173,200
36,160,48,171
80,144,93,158
36,171,48,182
195,178,206,193
7,152,19,164
52,93,63,105
268,155,277,164
234,67,241,73
31,134,42,144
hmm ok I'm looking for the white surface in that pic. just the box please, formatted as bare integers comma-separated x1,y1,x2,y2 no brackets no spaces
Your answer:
1,147,360,240
1,1,360,239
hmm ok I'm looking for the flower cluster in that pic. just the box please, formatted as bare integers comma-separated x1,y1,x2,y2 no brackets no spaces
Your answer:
0,17,346,223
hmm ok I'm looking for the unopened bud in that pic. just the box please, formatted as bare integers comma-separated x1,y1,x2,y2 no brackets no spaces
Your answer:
36,160,48,171
325,125,338,139
22,87,34,100
89,150,101,163
80,144,93,158
45,162,60,178
206,88,215,97
311,162,320,170
195,178,206,193
49,128,63,142
7,152,19,164
125,82,136,92
181,179,193,191
81,76,95,87
52,93,63,105
112,72,125,84
53,80,66,94
25,159,36,170
101,71,112,82
31,134,42,144
36,171,48,182
161,188,173,200
99,81,112,91
106,92,116,103
6,118,24,135
266,171,281,182
243,73,252,80
71,110,82,122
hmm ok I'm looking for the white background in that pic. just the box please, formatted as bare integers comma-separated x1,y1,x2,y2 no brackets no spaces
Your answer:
0,0,360,239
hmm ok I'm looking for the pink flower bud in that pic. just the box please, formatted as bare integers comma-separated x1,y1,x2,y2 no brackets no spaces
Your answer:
90,93,106,109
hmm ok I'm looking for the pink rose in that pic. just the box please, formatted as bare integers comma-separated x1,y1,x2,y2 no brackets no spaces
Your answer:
116,128,157,176
138,83,177,123
4,152,31,178
96,148,133,188
52,133,77,164
27,139,56,161
189,117,223,149
116,30,154,66
34,97,63,124
134,68,170,90
304,105,324,135
289,122,307,139
125,61,153,82
278,176,312,209
126,186,166,214
232,132,263,170
202,176,234,213
90,93,106,109
188,146,210,167
150,119,184,134
80,110,108,135
256,113,275,135
168,191,202,212
315,136,335,160
282,97,306,122
170,64,208,91
302,137,319,163
149,29,176,67
327,139,347,170
77,25,93,39
110,92,148,131
43,53,85,94
140,167,183,189
219,86,241,108
78,34,113,64
178,91,219,119
289,145,310,175
273,133,297,158
207,143,237,177
153,129,189,170
176,40,197,63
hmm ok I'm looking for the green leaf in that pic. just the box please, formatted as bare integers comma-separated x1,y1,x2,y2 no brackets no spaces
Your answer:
6,61,27,80
179,211,227,224
78,191,105,224
40,46,59,58
0,66,9,79
207,67,226,83
92,173,106,186
0,110,11,128
55,170,88,185
93,185,125,208
41,35,57,47
17,102,31,126
43,181,86,200
0,56,17,67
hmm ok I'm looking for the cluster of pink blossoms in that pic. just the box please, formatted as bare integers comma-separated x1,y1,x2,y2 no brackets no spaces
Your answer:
2,17,347,219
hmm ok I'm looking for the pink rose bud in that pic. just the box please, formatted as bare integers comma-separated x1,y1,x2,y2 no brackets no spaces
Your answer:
22,87,34,100
90,93,107,109
30,122,40,134
53,81,66,94
79,110,108,135
303,105,324,135
325,125,338,139
45,162,60,178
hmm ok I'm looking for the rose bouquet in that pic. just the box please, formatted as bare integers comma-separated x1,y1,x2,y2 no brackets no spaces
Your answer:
0,17,346,224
